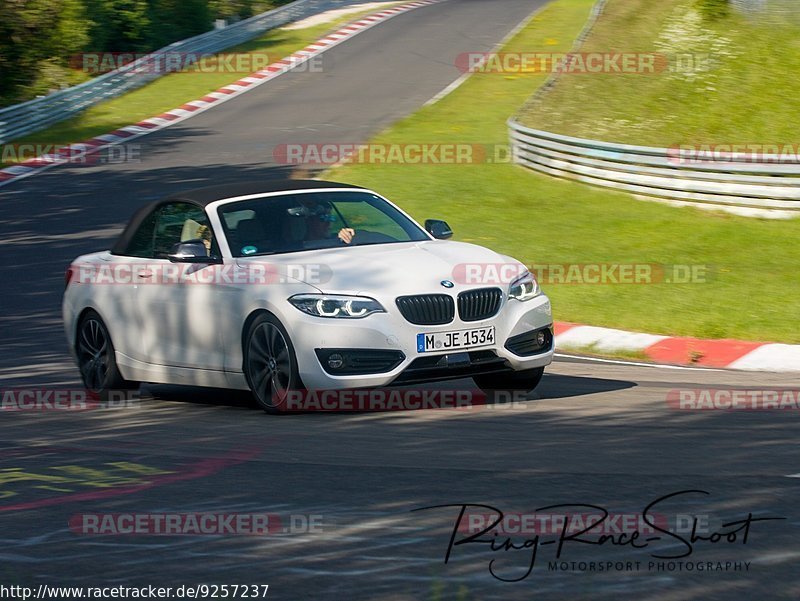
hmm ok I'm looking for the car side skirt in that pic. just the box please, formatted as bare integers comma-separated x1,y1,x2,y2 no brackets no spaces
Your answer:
116,352,249,390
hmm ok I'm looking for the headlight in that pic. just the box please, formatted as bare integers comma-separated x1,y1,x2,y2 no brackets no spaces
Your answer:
508,271,540,301
289,294,385,318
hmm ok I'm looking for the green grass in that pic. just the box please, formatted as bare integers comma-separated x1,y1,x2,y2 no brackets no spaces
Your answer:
557,344,651,363
2,4,398,167
518,0,800,145
324,0,800,344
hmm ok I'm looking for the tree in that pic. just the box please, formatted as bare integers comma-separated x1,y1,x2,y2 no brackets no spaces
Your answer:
85,0,150,52
0,0,89,102
147,0,211,49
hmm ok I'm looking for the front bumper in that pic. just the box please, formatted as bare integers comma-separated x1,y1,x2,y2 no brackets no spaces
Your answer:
286,293,554,390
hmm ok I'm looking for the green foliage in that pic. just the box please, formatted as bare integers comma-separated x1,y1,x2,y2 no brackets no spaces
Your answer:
208,0,278,21
519,0,800,146
696,0,730,19
57,0,92,54
0,0,90,102
86,0,151,52
147,0,212,50
0,0,294,106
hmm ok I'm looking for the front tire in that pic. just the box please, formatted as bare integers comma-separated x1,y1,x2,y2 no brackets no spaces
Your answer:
76,310,138,395
473,367,545,396
243,314,302,413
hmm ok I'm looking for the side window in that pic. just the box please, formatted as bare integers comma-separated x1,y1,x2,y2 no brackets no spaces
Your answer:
222,209,256,230
152,202,216,258
122,210,158,257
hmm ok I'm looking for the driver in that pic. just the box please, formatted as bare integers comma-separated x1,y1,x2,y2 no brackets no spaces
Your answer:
297,199,355,244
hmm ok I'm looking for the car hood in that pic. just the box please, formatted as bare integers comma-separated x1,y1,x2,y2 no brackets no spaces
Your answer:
237,240,521,297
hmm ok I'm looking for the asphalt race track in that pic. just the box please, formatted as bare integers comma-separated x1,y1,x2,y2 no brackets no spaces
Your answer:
0,1,798,599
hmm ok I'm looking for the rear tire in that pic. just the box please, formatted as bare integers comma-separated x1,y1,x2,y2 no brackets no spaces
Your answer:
474,367,545,396
243,314,303,414
76,310,138,397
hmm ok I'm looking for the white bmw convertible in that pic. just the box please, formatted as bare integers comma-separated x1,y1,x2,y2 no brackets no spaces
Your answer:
63,180,553,412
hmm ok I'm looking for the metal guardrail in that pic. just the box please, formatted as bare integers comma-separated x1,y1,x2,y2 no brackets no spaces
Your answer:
0,0,373,144
509,0,800,215
508,120,800,212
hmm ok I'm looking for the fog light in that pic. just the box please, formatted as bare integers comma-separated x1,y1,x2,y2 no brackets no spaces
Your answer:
327,353,344,370
536,331,547,347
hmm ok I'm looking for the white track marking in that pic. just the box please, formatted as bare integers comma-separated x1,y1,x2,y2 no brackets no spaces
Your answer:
556,325,667,352
554,352,727,372
424,2,548,106
728,344,800,372
284,2,400,30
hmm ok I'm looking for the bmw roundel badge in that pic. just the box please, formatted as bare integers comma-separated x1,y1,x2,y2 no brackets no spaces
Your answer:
440,280,454,288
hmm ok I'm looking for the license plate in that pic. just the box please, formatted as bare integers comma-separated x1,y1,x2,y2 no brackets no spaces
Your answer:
417,326,495,353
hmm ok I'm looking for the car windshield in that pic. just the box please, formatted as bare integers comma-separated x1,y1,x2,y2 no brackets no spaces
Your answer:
218,191,430,257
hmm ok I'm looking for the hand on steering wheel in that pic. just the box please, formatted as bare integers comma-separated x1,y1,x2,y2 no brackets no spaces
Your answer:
338,228,356,244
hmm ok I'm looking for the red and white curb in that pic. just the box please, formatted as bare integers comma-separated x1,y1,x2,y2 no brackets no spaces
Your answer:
0,0,441,189
555,322,800,372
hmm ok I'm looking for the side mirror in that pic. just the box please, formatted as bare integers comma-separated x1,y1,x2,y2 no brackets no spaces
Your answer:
167,240,220,263
425,219,453,240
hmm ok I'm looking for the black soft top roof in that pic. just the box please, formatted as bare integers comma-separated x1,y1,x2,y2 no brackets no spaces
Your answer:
111,179,366,254
166,179,365,206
